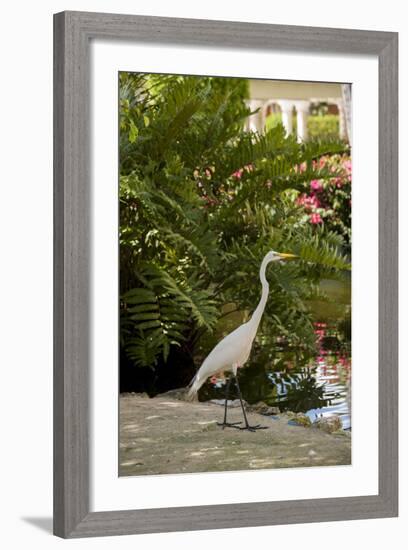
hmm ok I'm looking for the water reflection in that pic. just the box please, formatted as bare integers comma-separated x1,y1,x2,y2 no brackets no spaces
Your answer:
199,323,351,430
310,357,351,430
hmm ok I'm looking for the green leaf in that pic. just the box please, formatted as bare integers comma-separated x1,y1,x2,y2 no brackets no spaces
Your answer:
129,119,138,143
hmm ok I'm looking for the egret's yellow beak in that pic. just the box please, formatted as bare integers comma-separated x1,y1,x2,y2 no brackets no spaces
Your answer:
277,252,298,260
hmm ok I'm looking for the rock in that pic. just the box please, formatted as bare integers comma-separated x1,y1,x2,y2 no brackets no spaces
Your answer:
247,401,280,415
288,413,312,427
122,392,150,398
157,388,189,401
314,415,342,433
120,394,351,476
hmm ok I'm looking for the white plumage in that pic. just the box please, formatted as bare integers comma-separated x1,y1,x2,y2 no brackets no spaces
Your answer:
187,250,296,400
187,322,254,398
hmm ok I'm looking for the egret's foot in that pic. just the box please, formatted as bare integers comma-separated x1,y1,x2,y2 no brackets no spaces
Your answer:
239,424,268,432
217,421,242,430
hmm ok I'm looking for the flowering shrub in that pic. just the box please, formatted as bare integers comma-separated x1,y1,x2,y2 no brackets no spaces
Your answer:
296,154,351,248
119,71,350,393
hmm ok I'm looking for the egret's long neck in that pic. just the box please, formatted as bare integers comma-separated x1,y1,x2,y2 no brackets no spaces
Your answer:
248,257,270,335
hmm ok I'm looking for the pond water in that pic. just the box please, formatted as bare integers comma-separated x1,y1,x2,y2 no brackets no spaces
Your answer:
199,336,351,430
198,278,351,430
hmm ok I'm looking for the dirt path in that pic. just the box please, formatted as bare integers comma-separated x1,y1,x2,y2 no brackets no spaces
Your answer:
119,394,351,476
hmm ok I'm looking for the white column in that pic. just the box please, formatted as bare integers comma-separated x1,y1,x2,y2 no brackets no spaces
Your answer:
336,100,347,141
245,99,265,133
278,100,294,137
294,100,310,142
341,84,352,144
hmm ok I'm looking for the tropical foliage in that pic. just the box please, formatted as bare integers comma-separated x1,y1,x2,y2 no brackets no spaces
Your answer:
266,113,340,140
296,154,352,248
119,72,351,393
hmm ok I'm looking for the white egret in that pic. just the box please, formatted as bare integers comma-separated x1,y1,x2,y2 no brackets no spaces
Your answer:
187,250,297,431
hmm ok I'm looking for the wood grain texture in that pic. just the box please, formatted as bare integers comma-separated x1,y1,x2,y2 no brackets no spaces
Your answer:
53,10,398,538
378,34,398,513
65,10,394,53
53,11,90,537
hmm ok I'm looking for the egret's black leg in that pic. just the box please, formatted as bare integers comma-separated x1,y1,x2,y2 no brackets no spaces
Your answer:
217,377,242,429
234,375,268,432
222,377,230,424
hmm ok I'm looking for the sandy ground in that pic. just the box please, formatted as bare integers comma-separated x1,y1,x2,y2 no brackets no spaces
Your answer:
119,394,351,477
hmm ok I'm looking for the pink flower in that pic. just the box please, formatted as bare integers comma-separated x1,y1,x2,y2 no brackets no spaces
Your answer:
297,194,306,206
310,213,323,224
231,165,253,178
293,162,307,173
309,194,320,208
297,193,320,210
343,159,352,173
310,179,323,192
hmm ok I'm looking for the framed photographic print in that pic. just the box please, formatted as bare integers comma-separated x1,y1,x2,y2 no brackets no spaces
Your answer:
53,11,398,538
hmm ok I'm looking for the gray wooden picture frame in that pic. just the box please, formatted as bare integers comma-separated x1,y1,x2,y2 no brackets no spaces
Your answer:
53,10,398,538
